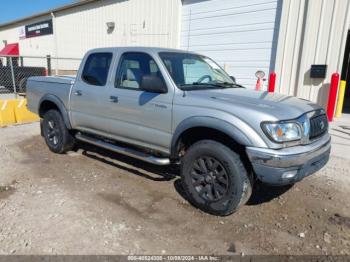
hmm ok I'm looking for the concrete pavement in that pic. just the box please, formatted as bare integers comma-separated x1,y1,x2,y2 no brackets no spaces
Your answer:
330,113,350,160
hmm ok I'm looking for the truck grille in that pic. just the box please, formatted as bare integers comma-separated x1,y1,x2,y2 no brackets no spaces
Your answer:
309,114,328,139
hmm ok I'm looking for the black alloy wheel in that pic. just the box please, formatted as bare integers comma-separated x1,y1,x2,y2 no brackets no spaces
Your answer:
42,109,75,154
181,140,253,216
191,156,229,202
46,119,61,147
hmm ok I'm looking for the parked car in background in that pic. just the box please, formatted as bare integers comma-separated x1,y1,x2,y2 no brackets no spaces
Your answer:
26,47,331,216
0,57,46,93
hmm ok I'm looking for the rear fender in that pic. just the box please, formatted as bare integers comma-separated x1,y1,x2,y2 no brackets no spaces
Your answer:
38,94,72,129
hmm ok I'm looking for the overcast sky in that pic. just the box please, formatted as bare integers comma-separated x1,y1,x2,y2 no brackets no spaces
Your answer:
0,0,77,24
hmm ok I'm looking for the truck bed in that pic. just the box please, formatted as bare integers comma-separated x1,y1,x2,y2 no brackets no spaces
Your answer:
26,76,76,115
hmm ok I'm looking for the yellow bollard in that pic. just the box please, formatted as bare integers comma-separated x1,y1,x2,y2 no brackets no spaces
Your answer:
14,99,40,124
0,99,17,127
0,98,39,127
335,80,347,118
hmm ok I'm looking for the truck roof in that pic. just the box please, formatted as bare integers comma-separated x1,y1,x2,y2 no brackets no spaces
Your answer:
87,46,199,55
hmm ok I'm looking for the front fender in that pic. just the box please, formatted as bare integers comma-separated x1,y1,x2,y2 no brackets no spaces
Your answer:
38,94,72,129
171,116,259,157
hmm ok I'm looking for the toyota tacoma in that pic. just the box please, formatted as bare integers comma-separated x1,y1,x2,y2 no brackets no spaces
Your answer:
26,47,331,216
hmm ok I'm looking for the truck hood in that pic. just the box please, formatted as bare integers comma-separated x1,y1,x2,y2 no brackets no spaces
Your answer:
186,88,323,120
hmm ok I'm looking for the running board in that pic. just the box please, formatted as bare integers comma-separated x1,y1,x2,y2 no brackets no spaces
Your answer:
75,133,170,166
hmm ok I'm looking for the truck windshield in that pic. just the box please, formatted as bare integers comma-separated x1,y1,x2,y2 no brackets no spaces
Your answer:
159,52,240,90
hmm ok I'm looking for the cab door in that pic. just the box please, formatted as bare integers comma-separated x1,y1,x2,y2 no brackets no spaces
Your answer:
105,52,173,153
69,51,113,132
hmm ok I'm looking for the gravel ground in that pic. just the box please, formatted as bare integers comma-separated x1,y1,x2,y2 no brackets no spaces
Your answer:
0,122,350,255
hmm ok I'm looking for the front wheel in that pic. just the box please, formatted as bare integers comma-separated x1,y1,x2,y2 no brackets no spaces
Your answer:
181,140,252,216
42,109,75,154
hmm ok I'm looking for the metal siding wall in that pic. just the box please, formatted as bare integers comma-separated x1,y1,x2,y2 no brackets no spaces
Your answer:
0,0,181,70
0,15,55,57
55,0,181,59
0,15,55,69
0,27,22,49
181,0,280,88
274,0,350,108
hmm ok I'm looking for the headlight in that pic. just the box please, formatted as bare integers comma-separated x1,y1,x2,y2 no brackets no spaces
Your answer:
262,122,302,143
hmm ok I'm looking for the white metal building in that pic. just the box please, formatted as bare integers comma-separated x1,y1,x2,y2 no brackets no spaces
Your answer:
0,0,350,111
0,0,182,73
274,0,350,110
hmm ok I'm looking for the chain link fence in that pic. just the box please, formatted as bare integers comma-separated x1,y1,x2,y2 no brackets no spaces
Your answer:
0,55,81,95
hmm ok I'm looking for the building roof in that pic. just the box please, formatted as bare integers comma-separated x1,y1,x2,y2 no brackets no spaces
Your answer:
0,0,99,29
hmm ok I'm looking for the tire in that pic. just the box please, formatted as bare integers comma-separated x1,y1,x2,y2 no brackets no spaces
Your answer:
181,140,252,216
42,109,75,154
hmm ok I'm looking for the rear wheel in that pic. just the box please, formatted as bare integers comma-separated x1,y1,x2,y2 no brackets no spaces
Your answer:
181,140,252,216
42,110,75,154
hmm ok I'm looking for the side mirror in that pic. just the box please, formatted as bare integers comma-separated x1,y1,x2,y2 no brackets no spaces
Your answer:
230,76,236,83
140,75,167,94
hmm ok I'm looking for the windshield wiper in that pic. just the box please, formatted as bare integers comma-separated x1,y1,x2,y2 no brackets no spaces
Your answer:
179,82,226,90
179,81,245,90
213,81,245,88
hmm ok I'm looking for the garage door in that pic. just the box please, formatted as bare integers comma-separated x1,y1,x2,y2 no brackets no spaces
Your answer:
181,0,281,88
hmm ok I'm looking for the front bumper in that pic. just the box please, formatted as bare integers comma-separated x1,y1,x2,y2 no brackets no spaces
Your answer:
246,135,331,186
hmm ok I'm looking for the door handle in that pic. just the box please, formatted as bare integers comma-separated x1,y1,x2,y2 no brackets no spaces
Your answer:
109,96,119,103
74,90,82,96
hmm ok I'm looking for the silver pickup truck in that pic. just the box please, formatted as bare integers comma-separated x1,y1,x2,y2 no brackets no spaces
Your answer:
26,47,331,216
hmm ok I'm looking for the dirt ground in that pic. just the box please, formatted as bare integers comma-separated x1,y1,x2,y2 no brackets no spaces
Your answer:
0,122,350,255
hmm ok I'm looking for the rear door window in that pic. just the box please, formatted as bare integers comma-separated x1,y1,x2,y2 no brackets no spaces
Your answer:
82,52,113,86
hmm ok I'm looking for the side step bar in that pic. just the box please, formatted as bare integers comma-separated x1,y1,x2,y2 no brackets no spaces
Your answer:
75,133,170,166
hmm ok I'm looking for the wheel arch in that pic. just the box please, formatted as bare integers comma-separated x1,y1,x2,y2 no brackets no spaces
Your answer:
38,94,72,129
170,116,253,159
